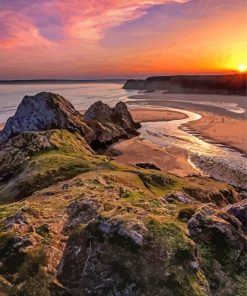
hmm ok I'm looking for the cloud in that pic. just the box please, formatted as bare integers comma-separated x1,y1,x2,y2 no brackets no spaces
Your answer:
0,0,189,45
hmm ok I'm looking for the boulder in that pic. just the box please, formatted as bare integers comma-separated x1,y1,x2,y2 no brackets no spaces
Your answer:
84,101,140,130
183,187,238,206
136,163,161,171
94,218,145,247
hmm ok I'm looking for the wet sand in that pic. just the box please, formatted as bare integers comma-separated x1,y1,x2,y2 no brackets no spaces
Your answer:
112,107,198,176
128,91,247,119
130,108,187,122
184,111,247,154
112,137,197,177
128,92,247,155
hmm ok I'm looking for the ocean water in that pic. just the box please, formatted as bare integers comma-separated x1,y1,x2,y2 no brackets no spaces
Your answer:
0,81,137,123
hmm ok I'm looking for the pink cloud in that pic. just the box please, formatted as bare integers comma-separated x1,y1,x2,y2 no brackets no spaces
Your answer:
0,0,189,46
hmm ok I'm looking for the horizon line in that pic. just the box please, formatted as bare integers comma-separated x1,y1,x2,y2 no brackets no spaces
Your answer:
0,73,245,84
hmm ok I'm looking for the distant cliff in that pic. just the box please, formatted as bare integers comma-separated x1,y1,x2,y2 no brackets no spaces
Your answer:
123,74,247,95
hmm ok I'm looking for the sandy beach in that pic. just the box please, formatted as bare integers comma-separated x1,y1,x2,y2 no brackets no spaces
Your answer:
112,137,197,177
129,91,247,119
130,108,187,122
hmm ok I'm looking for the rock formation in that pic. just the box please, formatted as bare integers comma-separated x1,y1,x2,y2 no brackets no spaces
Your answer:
84,101,140,149
0,92,140,150
0,93,140,201
0,92,93,143
188,203,247,294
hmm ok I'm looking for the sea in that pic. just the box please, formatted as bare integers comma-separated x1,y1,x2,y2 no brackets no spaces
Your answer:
0,81,137,124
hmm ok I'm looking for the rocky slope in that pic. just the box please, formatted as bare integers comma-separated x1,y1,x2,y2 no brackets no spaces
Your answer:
123,74,247,95
0,93,246,296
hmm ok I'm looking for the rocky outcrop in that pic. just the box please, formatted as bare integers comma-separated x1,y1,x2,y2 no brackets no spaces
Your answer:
183,187,239,206
123,74,247,96
188,204,246,254
0,92,140,151
0,92,94,144
84,101,141,149
0,93,141,202
135,163,161,170
188,203,247,294
1,92,246,296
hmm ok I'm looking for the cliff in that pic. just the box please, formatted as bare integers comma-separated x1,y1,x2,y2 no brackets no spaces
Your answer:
123,74,247,95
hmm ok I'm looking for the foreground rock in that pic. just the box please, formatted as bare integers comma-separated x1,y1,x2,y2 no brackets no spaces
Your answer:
188,203,247,295
224,199,247,232
0,92,246,296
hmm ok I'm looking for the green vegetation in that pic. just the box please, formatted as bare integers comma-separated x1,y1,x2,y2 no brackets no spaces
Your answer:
177,205,197,222
147,218,194,261
19,246,48,279
0,128,244,296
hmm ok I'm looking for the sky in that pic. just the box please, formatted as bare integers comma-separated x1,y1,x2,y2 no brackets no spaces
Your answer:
0,0,246,79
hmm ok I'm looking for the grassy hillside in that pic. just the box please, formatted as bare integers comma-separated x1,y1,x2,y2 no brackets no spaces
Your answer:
0,130,245,296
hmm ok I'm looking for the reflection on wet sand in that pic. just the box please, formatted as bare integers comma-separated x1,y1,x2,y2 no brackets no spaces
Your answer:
138,106,247,189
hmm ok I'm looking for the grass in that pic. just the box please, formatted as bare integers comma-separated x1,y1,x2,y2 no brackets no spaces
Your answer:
147,217,196,266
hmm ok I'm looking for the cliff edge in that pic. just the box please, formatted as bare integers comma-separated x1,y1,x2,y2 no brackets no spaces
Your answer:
123,74,247,95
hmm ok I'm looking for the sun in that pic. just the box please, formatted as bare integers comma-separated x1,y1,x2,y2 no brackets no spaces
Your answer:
238,64,246,73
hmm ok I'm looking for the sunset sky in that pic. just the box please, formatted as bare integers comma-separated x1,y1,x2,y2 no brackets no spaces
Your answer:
0,0,246,79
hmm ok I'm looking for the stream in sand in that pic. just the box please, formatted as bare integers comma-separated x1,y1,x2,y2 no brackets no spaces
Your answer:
129,105,247,189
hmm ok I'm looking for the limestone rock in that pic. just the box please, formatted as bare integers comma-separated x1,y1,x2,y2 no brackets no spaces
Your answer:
0,92,93,143
84,101,140,149
0,93,140,151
